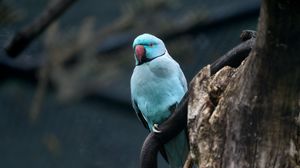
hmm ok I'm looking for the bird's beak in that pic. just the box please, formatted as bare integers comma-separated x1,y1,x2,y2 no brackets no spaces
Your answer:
135,45,145,64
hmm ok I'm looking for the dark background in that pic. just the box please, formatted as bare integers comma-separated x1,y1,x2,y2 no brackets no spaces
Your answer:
0,0,259,167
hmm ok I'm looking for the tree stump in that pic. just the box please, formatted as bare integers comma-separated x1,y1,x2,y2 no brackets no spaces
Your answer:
187,0,300,167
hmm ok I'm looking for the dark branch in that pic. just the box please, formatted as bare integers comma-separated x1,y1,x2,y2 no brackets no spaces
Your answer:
140,30,256,168
210,30,256,74
139,133,160,168
4,0,77,57
239,29,256,42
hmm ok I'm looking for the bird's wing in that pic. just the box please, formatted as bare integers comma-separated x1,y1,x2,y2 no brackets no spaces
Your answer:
133,99,169,162
132,99,149,130
178,65,188,91
168,54,188,91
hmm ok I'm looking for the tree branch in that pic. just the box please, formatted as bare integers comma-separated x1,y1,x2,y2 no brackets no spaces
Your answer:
4,0,77,57
3,0,259,58
210,30,256,74
97,2,260,54
140,30,256,168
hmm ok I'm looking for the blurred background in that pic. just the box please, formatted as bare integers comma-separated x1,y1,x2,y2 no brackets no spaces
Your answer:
0,0,259,167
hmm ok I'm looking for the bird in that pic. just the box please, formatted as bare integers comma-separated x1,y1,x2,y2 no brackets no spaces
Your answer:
130,33,188,168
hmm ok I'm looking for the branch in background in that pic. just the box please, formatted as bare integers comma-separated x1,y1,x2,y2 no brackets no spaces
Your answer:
140,30,256,168
163,2,259,41
3,0,259,58
97,1,260,54
4,0,77,57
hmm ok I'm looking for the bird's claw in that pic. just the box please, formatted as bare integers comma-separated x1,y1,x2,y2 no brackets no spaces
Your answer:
152,124,161,133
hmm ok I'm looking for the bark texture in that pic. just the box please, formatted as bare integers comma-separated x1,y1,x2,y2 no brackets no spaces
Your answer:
188,65,239,167
188,0,300,167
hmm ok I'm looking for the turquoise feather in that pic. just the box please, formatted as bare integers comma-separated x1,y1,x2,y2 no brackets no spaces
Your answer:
131,34,189,168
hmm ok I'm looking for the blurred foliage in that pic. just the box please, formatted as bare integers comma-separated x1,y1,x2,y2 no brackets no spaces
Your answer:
0,1,24,25
43,19,121,101
41,0,197,103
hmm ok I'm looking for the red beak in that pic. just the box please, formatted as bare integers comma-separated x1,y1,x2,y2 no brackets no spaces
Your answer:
135,45,145,63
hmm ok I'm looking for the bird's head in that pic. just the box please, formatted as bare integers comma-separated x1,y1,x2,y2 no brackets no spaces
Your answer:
132,33,166,65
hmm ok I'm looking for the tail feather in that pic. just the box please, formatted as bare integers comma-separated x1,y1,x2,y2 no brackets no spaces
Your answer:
164,130,189,168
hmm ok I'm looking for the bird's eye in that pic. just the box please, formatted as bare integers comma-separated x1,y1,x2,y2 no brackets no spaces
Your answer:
149,43,153,47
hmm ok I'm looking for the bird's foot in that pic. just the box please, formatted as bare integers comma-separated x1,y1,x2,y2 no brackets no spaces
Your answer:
152,124,161,133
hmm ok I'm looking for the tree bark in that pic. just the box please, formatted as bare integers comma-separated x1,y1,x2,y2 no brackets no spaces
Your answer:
188,0,300,167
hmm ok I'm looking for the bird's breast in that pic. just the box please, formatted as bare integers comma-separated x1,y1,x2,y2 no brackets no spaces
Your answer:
131,57,186,124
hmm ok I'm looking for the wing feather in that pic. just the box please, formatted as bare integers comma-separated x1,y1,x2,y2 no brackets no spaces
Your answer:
132,99,149,131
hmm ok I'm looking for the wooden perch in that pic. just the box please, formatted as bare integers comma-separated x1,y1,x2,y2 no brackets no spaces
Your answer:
140,30,256,168
4,0,77,57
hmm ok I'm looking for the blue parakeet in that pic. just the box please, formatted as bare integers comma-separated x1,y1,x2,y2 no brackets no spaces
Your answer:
130,33,189,168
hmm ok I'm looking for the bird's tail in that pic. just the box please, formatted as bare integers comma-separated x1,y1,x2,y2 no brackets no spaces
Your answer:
164,130,189,168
